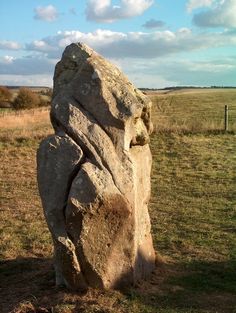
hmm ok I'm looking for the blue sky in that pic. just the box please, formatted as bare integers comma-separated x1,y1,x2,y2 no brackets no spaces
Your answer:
0,0,236,88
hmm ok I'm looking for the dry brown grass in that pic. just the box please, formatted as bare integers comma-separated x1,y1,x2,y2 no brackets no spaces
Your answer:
0,108,50,129
0,108,52,141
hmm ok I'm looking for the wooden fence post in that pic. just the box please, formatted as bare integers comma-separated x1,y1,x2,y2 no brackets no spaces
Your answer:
225,105,229,132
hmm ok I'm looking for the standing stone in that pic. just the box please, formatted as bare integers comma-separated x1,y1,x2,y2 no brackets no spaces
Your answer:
37,42,155,290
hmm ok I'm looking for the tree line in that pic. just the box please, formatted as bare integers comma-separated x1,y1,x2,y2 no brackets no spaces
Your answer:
0,86,52,110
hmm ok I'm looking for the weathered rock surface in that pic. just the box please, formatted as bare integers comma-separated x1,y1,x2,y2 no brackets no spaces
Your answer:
37,42,155,290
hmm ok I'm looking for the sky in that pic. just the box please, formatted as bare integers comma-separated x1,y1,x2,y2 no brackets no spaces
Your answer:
0,0,236,88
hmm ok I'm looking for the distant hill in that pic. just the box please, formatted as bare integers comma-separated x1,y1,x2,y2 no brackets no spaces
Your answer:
6,86,51,90
139,86,236,92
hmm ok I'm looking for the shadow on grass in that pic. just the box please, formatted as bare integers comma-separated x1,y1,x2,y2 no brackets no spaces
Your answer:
132,258,236,313
1,257,236,313
0,257,55,313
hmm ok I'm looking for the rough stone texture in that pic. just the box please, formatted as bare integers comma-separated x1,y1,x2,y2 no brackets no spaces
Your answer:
37,42,155,290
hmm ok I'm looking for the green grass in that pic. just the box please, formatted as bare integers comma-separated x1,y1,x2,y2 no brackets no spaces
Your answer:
0,89,236,313
150,133,236,262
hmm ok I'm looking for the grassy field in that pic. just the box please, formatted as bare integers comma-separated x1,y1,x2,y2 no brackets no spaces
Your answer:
151,88,236,133
0,89,236,313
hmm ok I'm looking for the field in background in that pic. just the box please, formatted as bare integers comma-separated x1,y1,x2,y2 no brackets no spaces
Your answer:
0,89,236,313
151,88,236,133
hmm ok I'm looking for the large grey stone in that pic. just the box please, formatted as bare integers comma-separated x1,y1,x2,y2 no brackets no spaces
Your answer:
37,42,155,290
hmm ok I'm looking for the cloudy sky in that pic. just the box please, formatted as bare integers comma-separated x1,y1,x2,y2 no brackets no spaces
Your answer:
0,0,236,88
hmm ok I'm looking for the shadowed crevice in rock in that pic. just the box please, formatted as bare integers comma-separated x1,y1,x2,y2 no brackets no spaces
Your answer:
37,42,156,291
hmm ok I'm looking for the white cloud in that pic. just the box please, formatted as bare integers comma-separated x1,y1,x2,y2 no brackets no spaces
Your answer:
186,0,213,13
24,28,236,60
142,19,165,29
111,58,178,87
0,74,53,87
181,59,235,73
1,56,15,64
104,56,236,87
193,0,236,28
155,58,236,86
0,40,21,50
93,28,236,59
130,72,177,88
1,56,235,88
26,30,127,58
26,40,57,53
2,27,236,88
0,55,55,75
57,29,126,49
34,5,58,22
86,0,153,23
